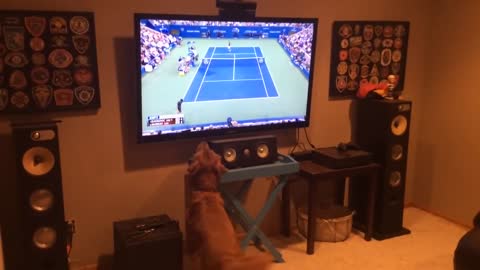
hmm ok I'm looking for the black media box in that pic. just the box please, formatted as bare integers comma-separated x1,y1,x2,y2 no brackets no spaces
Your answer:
113,215,183,270
312,147,373,169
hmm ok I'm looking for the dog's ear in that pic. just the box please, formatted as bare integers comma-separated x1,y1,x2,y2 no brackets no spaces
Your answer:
214,157,228,176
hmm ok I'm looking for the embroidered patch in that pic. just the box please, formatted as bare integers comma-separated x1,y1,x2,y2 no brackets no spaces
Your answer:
3,26,25,51
74,55,90,67
74,86,95,105
50,17,68,34
32,85,53,109
48,49,73,68
337,61,348,75
73,68,93,85
349,47,361,63
32,53,46,66
348,64,359,80
52,69,73,88
31,66,50,84
381,49,392,67
338,24,352,38
363,25,374,41
25,16,46,36
339,50,348,61
336,75,347,93
53,89,74,106
51,35,68,47
72,35,90,54
70,16,89,35
9,70,27,90
5,52,29,68
10,91,29,109
30,37,45,51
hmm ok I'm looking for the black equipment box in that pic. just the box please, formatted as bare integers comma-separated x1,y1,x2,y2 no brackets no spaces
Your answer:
113,215,183,270
312,147,373,169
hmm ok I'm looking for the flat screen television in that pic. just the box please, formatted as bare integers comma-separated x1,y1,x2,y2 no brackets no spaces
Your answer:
134,13,318,143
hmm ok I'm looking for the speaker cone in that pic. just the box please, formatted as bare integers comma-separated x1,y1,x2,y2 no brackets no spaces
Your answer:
391,115,408,136
33,227,57,249
389,171,402,187
22,147,55,176
30,189,54,212
223,148,237,163
391,144,403,161
256,143,269,159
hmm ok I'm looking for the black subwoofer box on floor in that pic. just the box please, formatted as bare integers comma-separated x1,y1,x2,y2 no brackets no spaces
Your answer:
113,215,182,270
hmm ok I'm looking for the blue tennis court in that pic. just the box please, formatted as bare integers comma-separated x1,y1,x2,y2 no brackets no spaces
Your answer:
183,46,278,102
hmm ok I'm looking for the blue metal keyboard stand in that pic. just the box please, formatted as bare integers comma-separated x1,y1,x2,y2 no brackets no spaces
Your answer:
219,154,299,263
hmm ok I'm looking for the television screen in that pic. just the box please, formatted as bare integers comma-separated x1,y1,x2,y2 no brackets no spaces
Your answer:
134,13,318,142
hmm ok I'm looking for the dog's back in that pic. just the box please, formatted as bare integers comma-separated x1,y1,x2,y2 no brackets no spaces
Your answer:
454,211,480,270
186,142,272,270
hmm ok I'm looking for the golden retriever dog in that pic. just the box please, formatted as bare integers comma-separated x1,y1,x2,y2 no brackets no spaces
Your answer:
186,142,272,270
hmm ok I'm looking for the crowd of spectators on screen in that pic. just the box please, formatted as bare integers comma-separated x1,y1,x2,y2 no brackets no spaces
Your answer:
278,25,313,72
149,19,307,27
140,25,182,72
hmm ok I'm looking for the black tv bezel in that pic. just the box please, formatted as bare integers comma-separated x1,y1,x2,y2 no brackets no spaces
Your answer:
134,13,318,143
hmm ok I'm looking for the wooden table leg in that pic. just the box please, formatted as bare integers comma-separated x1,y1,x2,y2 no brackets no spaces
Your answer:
365,171,377,241
307,179,316,254
281,180,290,237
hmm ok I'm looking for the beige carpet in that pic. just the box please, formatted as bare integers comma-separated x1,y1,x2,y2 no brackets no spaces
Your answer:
266,207,468,270
69,207,470,269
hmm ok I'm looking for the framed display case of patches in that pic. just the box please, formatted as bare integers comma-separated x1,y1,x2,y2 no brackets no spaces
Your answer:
328,21,409,99
0,10,100,113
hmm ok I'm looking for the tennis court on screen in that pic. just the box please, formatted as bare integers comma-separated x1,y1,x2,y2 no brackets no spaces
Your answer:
183,46,279,102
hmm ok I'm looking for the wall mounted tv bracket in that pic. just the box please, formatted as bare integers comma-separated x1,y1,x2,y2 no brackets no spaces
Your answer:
216,0,257,20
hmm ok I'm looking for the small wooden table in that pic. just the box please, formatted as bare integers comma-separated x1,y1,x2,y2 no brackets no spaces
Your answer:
281,160,380,255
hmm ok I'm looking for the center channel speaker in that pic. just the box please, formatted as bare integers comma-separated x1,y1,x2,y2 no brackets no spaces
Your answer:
11,121,68,270
208,135,277,169
350,99,412,240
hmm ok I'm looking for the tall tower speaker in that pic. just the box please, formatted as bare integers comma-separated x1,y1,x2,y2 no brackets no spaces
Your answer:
350,99,412,240
11,121,69,270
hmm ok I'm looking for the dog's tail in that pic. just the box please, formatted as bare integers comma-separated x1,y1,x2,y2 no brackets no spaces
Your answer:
221,253,272,270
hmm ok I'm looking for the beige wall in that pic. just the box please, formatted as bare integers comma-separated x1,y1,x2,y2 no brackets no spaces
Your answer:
412,0,480,227
0,0,433,266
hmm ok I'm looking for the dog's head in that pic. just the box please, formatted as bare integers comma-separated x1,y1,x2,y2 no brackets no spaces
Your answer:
187,141,227,191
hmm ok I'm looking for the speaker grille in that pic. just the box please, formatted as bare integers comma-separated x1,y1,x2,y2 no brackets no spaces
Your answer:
29,189,54,212
391,144,403,161
390,115,408,136
389,171,402,187
223,148,237,163
22,147,55,176
256,143,270,159
32,227,57,249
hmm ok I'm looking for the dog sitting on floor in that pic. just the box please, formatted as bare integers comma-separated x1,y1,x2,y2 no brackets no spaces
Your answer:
186,142,272,270
454,211,480,270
